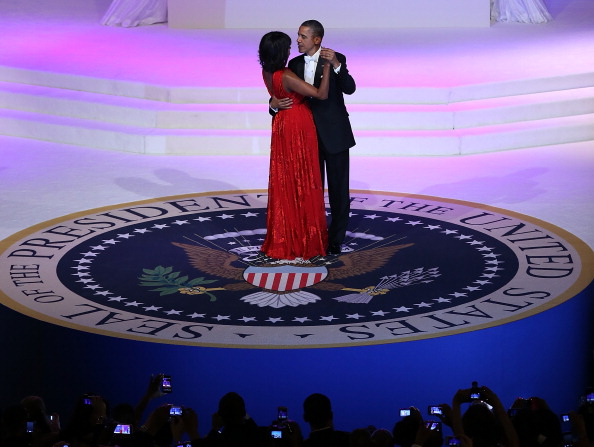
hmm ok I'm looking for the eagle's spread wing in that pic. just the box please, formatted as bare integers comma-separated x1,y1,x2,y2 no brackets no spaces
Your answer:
172,242,245,281
326,243,414,281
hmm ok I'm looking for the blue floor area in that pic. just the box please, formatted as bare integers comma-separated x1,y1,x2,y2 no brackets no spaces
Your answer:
2,281,592,435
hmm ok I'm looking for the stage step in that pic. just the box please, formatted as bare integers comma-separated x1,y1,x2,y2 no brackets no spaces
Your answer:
0,69,593,156
1,66,593,104
1,107,593,156
1,81,593,132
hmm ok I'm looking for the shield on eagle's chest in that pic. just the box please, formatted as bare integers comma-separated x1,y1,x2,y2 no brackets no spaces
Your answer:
243,265,328,292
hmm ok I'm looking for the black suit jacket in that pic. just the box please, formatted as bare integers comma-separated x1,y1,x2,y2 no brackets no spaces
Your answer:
288,52,356,155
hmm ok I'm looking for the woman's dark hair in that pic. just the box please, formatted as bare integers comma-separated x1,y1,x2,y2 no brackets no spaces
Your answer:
258,31,291,73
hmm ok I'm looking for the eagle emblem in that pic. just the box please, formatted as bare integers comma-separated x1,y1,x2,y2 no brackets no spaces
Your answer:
170,240,436,308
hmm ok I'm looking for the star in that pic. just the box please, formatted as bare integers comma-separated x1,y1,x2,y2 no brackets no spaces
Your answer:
486,259,503,265
348,212,358,217
482,253,499,258
474,280,492,285
425,225,442,230
117,233,133,239
74,258,93,264
241,212,258,218
84,285,101,290
434,297,451,303
90,245,107,251
468,240,484,245
95,291,112,296
80,251,98,257
72,272,91,277
449,292,467,298
172,220,190,225
415,302,432,308
320,315,338,322
293,317,311,323
406,220,423,226
346,313,364,320
125,301,142,307
363,214,381,219
194,216,211,222
102,239,119,245
213,315,230,321
239,316,256,322
187,312,205,319
442,229,458,235
463,286,481,292
144,306,162,311
217,213,234,219
71,265,90,271
394,306,412,312
152,224,169,229
164,309,182,315
266,317,284,323
386,217,402,222
478,246,495,252
370,310,389,316
76,279,94,284
108,296,126,302
456,234,473,240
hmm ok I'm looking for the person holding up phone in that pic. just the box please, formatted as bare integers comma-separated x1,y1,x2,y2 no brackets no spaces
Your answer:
450,383,519,447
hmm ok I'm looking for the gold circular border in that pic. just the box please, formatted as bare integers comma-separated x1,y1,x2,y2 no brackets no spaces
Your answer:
0,189,592,349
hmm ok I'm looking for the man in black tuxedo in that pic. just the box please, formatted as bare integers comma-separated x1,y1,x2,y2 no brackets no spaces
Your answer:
271,19,356,255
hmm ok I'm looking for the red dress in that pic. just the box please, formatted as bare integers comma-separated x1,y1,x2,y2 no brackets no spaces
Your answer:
261,69,328,260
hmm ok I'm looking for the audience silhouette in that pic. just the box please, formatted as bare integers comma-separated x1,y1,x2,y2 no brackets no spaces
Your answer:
1,379,593,447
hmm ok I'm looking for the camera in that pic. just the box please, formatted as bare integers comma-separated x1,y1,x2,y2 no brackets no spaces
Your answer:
271,429,283,439
470,381,481,400
561,413,570,423
26,421,34,433
428,405,443,416
161,375,172,393
425,421,442,432
113,424,132,435
400,408,411,417
446,436,461,446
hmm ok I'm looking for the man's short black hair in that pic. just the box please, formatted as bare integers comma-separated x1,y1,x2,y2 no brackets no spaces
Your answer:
301,19,324,39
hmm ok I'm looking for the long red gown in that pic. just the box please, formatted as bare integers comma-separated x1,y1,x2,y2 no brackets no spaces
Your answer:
261,68,328,260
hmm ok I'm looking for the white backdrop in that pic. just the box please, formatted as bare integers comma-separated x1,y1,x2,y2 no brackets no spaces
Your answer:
168,0,491,29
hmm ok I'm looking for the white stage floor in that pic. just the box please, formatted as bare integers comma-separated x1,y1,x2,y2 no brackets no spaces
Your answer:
2,135,593,255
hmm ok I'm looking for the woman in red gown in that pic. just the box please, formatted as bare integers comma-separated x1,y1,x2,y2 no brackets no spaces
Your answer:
258,31,331,260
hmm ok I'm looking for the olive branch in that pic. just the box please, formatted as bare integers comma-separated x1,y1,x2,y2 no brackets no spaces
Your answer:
138,266,220,301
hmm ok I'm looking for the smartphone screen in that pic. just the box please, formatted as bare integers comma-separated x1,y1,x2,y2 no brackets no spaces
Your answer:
161,375,172,393
114,424,131,435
